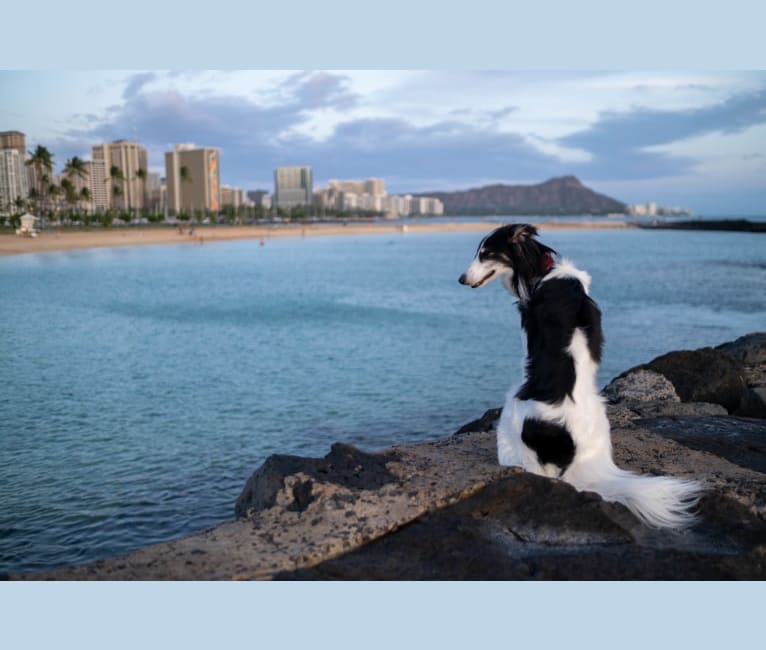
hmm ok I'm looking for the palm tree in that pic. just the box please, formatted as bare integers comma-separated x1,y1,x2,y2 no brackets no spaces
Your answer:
134,167,147,218
107,165,126,212
48,182,63,224
64,156,88,182
78,188,93,226
62,158,91,218
177,165,193,216
60,178,80,222
25,145,54,215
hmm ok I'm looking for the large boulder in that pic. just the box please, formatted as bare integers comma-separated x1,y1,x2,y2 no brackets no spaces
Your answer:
717,333,766,418
717,333,766,366
603,369,680,404
632,348,747,413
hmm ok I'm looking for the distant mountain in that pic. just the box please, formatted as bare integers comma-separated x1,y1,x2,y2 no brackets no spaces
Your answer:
416,176,627,215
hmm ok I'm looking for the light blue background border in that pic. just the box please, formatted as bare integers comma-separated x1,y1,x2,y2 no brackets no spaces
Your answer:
1,0,765,68
2,582,764,648
2,1,765,647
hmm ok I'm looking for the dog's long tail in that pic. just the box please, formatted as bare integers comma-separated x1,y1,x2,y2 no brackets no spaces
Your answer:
566,462,702,529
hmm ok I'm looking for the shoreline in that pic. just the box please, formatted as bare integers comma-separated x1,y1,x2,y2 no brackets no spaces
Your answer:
0,220,633,257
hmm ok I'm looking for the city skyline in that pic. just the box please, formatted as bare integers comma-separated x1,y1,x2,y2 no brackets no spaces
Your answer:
1,70,765,214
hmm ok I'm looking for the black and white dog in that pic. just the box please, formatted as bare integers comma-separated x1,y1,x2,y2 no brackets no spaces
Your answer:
459,223,700,528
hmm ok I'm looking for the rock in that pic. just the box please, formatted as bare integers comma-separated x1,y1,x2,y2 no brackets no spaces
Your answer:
717,333,766,366
277,462,766,580
717,333,766,418
453,407,502,435
635,348,748,413
736,387,766,419
235,443,401,518
625,401,728,418
603,369,680,404
634,415,766,475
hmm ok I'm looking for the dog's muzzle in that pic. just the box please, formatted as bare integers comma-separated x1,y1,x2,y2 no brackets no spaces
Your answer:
459,269,495,288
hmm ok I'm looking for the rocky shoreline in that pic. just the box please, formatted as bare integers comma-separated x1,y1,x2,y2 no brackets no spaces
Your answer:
14,333,766,580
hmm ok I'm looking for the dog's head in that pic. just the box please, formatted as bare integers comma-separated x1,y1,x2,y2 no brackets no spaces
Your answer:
458,224,556,296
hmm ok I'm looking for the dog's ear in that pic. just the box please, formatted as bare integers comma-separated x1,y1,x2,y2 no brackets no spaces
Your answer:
509,224,538,244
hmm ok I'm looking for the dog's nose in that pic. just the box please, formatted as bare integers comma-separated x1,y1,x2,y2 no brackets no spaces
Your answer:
458,274,467,285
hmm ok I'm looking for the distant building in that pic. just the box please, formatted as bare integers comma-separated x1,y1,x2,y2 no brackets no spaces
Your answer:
0,131,26,155
91,140,148,211
88,158,110,212
0,148,29,211
165,144,221,214
328,178,385,196
627,201,689,217
145,172,163,212
274,166,312,209
408,196,444,216
220,185,244,208
247,189,269,204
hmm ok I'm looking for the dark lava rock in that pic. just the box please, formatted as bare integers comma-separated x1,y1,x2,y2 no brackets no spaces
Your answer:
634,348,747,413
626,401,727,418
454,407,502,435
717,333,766,366
636,415,766,474
737,387,766,419
235,443,400,517
277,472,766,580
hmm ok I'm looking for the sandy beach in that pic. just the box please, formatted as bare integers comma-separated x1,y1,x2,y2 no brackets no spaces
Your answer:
0,220,633,257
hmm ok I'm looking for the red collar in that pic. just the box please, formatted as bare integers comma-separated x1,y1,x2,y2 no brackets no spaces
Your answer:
542,254,555,272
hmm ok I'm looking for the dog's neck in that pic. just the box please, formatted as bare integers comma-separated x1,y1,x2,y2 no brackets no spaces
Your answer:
505,254,556,304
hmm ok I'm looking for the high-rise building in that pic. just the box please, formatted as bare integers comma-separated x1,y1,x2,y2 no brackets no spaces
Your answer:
88,158,109,212
91,140,148,211
274,166,312,209
165,145,220,214
0,131,26,155
0,148,30,211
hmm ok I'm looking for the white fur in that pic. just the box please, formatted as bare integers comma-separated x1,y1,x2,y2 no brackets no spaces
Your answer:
496,261,702,529
461,256,506,288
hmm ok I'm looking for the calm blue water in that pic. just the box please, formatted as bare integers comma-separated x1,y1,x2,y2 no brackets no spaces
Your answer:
1,227,764,573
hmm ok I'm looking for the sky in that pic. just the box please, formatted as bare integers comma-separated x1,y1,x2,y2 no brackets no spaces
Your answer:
1,70,765,214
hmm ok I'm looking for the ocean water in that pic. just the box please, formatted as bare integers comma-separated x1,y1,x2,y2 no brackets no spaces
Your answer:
1,227,764,573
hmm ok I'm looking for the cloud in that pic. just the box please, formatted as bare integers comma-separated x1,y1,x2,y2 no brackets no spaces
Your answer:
43,71,766,209
276,117,566,189
557,86,766,179
122,72,157,100
279,71,359,111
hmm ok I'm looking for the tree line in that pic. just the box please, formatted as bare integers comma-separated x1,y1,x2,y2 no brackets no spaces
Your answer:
1,144,386,229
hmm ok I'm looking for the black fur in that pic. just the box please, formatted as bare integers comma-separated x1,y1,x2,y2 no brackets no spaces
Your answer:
516,277,603,404
475,224,557,297
521,417,575,474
